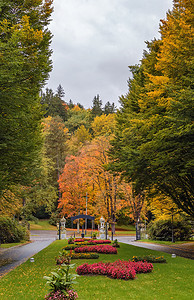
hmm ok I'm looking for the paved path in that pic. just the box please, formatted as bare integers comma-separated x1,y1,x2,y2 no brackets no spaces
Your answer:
116,236,194,259
0,230,57,278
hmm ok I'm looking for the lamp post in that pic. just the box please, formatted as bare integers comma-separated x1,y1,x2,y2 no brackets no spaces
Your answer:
57,220,61,240
136,218,141,240
85,193,88,235
61,216,66,239
105,222,109,240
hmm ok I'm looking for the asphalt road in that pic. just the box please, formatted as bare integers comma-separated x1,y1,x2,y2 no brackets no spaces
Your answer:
0,230,57,277
116,236,194,259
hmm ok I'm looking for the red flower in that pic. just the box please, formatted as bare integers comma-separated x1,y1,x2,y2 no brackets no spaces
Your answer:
76,259,153,280
74,245,117,254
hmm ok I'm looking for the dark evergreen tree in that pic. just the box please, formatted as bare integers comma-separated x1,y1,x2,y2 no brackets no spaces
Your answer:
104,101,116,114
41,87,68,121
56,84,65,99
91,94,103,117
68,99,75,109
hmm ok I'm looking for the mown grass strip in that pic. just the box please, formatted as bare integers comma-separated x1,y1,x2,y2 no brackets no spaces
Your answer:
0,240,193,300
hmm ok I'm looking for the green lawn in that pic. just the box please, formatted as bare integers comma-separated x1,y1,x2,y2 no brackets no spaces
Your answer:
29,219,57,231
0,241,30,249
0,240,193,300
139,239,194,246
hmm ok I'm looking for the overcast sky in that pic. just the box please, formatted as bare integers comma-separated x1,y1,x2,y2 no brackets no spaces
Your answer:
46,0,173,108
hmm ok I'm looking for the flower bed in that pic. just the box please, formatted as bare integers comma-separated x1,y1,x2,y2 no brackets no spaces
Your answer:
132,255,166,263
89,239,111,244
45,289,78,300
74,239,111,245
63,245,78,250
56,256,71,265
74,244,117,254
56,251,99,264
71,253,99,259
75,242,92,246
76,260,153,280
74,239,86,243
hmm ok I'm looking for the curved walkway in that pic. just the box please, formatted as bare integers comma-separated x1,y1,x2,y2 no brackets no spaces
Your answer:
0,230,57,278
116,236,194,259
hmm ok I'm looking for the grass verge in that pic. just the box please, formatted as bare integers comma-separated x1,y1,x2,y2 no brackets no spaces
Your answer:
0,240,193,300
29,220,57,231
0,241,30,249
139,239,194,246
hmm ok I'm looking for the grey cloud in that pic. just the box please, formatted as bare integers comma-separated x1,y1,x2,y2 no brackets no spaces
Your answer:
47,0,173,108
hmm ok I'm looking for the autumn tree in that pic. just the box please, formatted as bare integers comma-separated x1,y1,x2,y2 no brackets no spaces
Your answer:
110,0,194,217
91,114,116,137
59,136,125,233
58,155,90,217
0,0,53,193
119,182,146,225
146,191,181,221
0,186,23,217
42,116,69,189
65,105,91,133
66,125,92,155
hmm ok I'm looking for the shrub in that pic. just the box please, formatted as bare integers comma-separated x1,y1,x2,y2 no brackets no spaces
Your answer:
112,239,120,248
49,212,60,226
0,216,29,243
44,263,78,299
76,260,153,280
68,237,75,244
74,244,117,254
92,232,97,239
148,219,192,241
132,255,166,263
56,250,71,265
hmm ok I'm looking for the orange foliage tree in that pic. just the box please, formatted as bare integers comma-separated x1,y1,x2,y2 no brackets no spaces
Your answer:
58,155,88,217
59,136,127,234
